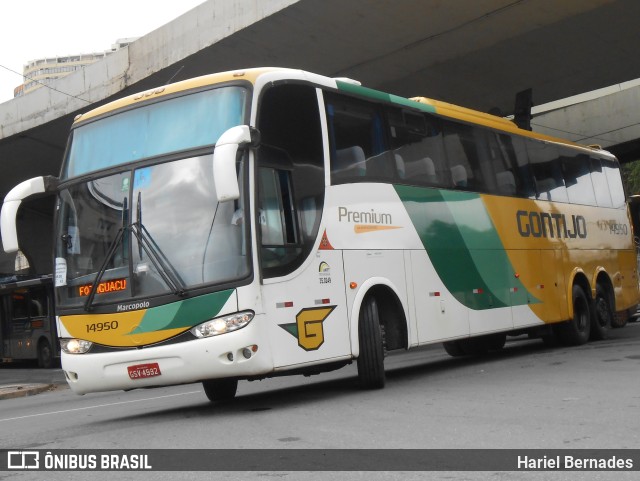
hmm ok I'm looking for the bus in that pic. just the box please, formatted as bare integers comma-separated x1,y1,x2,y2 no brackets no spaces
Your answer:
1,67,638,400
0,274,58,367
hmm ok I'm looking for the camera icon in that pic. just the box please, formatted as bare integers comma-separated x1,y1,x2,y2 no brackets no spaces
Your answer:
7,451,40,469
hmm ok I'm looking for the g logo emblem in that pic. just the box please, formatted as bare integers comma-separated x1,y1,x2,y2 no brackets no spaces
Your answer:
279,306,336,351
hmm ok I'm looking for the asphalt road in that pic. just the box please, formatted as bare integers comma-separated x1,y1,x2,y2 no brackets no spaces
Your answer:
1,322,640,481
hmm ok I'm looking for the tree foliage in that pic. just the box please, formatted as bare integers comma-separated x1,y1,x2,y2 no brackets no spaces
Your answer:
622,160,640,196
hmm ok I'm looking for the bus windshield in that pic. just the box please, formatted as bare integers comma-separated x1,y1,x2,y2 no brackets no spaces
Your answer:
63,86,247,179
54,86,250,310
55,155,249,309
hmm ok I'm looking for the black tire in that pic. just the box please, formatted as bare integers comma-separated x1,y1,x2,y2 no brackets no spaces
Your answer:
443,340,466,357
463,333,507,356
37,339,54,369
541,331,559,347
610,310,628,328
484,333,507,351
591,284,612,340
202,379,238,403
557,285,591,346
357,296,386,389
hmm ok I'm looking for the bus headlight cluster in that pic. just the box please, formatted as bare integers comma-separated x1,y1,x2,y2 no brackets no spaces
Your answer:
191,311,254,338
60,338,93,354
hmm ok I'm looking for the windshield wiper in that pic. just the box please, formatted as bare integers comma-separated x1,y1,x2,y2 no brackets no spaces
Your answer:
132,192,186,297
131,222,186,297
83,194,186,312
84,196,129,311
84,225,126,311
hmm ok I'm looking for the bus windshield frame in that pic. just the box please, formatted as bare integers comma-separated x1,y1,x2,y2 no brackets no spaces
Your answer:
54,84,252,312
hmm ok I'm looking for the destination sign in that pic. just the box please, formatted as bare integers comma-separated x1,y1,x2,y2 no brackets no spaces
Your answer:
78,278,128,297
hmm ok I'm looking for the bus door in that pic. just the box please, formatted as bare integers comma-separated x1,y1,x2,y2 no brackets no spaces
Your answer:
254,83,351,369
257,161,350,369
261,251,350,370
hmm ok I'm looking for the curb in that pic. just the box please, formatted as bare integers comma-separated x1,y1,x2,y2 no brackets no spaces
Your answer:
0,384,55,400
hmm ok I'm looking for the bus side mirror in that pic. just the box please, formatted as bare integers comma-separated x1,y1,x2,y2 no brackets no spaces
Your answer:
1,176,58,253
213,125,260,202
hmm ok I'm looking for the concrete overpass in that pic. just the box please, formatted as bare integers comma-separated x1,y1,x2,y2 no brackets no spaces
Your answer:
2,0,640,274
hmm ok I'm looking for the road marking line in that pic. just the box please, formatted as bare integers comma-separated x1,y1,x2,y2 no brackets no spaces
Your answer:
0,390,201,423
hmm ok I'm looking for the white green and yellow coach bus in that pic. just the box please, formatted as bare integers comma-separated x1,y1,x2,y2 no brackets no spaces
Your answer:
2,68,638,401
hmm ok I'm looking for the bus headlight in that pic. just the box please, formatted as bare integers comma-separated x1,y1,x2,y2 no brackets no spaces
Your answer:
191,311,254,338
60,338,93,354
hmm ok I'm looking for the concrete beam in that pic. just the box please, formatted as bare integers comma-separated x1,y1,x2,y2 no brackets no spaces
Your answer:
532,80,640,158
0,0,298,141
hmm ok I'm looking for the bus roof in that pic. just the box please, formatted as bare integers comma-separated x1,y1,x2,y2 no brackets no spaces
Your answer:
73,67,280,124
72,67,613,158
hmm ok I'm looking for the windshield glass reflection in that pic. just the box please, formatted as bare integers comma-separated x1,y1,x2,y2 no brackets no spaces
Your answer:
55,155,249,308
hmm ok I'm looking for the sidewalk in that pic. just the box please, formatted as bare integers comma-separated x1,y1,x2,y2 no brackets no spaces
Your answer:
0,383,58,400
0,363,67,400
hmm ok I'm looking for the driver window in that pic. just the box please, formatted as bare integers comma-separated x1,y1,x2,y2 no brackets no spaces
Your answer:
258,167,289,247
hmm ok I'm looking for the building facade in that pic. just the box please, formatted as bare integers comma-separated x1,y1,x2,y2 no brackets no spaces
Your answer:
14,38,138,97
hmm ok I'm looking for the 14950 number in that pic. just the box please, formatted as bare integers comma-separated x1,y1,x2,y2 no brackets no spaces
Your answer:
86,321,119,333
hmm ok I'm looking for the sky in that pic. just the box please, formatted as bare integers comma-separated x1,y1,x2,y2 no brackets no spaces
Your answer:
0,0,206,104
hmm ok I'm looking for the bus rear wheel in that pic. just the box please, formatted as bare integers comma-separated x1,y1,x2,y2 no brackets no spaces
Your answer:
203,379,238,403
357,296,386,389
557,285,591,346
443,340,466,357
591,284,612,340
443,333,506,357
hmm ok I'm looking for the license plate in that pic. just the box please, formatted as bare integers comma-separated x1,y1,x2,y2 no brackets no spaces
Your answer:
127,362,161,380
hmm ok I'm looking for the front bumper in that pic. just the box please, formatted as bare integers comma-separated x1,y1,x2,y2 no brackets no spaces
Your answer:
61,322,273,395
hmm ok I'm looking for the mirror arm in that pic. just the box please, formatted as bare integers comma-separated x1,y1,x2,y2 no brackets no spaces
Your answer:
1,175,59,253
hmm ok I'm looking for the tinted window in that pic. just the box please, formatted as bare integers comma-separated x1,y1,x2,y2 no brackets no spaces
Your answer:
527,141,568,202
442,120,490,192
496,134,535,197
326,93,391,183
603,158,626,208
388,109,448,187
562,151,596,206
590,157,613,207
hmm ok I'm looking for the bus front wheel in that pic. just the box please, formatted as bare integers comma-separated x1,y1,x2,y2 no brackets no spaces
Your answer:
557,285,591,346
203,379,238,403
357,296,386,389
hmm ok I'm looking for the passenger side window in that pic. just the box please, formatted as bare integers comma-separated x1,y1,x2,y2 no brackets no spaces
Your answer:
527,141,568,202
495,134,535,197
442,120,490,192
562,151,596,206
326,93,393,183
388,109,449,187
603,158,626,208
590,157,613,207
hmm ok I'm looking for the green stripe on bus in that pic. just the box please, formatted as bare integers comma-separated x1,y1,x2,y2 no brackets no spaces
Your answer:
129,289,235,334
336,81,436,113
394,185,536,310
